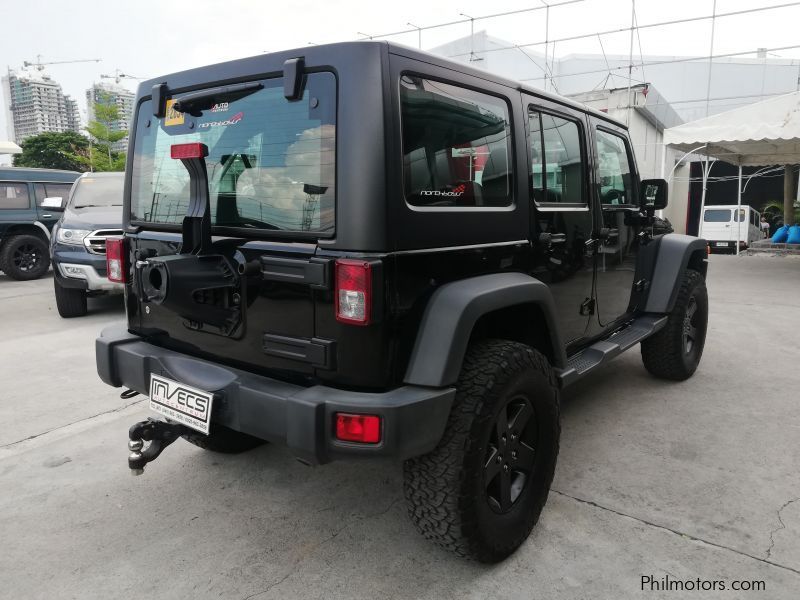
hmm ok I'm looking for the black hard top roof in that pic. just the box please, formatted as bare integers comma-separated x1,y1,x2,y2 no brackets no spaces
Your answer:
137,40,626,129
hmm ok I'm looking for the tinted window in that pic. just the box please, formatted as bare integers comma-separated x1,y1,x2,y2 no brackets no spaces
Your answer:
34,182,74,206
733,208,747,222
704,209,731,222
131,72,336,233
0,182,30,210
71,176,124,208
596,129,635,205
401,76,513,208
530,111,585,205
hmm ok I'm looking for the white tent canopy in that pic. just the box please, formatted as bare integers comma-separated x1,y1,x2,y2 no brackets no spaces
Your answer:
0,141,22,155
664,91,800,166
663,91,800,254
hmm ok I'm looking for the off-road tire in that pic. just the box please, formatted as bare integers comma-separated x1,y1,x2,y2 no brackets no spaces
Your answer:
641,269,708,381
54,278,87,318
182,425,265,454
0,234,50,280
403,339,560,563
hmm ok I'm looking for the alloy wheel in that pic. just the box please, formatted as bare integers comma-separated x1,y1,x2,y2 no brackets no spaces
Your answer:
484,396,538,513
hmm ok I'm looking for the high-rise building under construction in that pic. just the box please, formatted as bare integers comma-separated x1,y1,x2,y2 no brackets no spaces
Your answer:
86,82,134,152
2,68,81,143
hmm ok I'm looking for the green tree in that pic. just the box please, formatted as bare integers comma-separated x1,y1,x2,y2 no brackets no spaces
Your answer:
13,132,90,171
85,91,127,169
70,141,126,172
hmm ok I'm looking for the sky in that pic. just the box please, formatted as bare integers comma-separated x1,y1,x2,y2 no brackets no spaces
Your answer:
2,0,800,146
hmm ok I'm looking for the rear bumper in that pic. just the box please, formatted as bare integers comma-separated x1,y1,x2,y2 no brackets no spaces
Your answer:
708,240,745,251
96,325,455,465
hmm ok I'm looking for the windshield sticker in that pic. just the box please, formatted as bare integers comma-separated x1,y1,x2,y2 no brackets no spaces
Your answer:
164,99,185,127
199,111,243,129
210,102,229,113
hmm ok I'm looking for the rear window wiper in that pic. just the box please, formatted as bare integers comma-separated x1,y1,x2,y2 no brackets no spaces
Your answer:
172,82,264,117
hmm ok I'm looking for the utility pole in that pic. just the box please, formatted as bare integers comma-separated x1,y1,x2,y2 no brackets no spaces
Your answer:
541,1,550,92
625,0,635,127
459,13,483,62
704,0,717,117
407,22,422,49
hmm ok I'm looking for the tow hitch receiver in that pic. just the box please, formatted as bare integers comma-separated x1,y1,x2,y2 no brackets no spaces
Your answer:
128,418,186,475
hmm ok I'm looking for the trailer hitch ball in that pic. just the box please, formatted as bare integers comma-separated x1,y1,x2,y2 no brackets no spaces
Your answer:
128,439,145,476
127,418,185,475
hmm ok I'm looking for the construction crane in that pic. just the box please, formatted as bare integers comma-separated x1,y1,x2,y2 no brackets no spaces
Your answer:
101,69,143,84
23,55,100,71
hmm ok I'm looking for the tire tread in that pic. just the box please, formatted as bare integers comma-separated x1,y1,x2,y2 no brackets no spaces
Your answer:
403,339,559,562
641,269,707,380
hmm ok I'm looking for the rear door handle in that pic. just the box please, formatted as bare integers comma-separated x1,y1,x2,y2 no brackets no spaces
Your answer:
41,214,52,218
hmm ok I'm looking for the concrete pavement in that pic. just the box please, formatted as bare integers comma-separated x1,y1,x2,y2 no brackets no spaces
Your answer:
1,256,798,599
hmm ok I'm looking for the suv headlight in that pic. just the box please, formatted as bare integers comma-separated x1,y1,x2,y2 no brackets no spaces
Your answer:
56,228,91,245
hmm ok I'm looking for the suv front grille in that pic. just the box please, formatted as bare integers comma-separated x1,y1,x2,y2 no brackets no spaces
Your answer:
84,230,124,255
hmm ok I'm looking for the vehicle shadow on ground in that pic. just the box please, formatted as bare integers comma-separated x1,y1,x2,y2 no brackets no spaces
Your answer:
120,355,660,597
86,293,125,316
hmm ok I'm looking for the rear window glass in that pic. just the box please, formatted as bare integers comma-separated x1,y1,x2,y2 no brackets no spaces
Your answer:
400,75,513,208
0,182,30,210
70,176,124,208
130,72,336,233
704,209,731,222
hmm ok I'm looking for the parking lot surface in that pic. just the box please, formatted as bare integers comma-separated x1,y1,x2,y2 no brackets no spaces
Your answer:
1,254,799,599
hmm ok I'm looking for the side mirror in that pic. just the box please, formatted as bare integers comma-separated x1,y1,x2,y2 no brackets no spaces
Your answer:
640,179,668,210
41,196,65,210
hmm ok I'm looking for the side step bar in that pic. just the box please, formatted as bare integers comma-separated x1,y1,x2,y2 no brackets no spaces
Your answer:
556,314,668,388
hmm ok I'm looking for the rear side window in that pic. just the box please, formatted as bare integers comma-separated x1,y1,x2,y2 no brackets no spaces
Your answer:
704,209,731,222
130,72,336,233
529,111,586,205
34,182,74,206
0,182,30,210
400,75,513,208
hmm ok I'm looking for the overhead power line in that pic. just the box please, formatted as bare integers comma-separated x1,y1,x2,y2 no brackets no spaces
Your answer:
354,0,583,40
444,1,800,60
518,43,800,83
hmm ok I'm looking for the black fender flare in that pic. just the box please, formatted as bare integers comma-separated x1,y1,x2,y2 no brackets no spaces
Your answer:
644,233,708,314
403,272,566,388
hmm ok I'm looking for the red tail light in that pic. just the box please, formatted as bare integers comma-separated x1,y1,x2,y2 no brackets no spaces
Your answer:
335,259,372,325
335,413,382,444
106,237,127,283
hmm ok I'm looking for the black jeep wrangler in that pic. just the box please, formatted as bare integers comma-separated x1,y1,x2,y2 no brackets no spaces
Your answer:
96,42,708,562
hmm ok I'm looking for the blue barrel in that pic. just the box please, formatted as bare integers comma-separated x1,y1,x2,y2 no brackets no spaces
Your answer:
787,224,800,244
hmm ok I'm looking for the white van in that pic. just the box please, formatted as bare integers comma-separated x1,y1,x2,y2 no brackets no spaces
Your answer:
700,205,763,252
